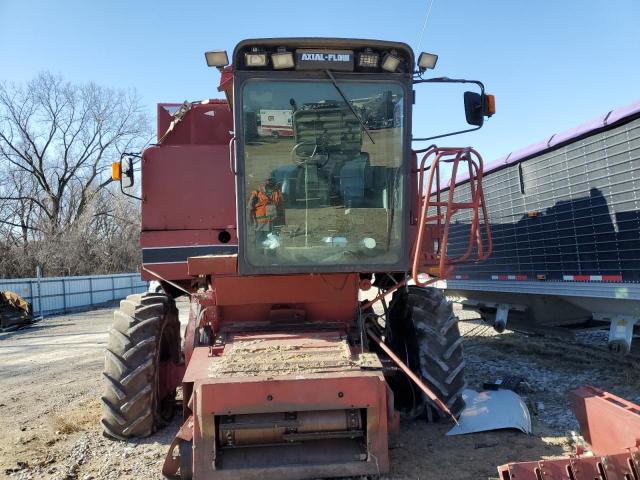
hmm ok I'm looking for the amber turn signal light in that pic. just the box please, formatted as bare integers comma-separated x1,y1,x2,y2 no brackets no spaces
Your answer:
111,162,121,181
485,94,496,116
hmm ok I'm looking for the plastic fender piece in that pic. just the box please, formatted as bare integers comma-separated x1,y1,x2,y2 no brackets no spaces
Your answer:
446,389,532,436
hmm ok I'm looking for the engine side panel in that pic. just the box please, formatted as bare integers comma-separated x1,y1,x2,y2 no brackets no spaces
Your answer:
140,102,236,281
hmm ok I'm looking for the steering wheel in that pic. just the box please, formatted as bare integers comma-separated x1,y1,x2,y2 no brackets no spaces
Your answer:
291,142,329,167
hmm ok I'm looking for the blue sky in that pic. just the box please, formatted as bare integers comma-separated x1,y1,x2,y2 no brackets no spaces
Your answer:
1,0,638,162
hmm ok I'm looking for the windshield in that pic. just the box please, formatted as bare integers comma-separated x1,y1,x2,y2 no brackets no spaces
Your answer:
241,79,405,270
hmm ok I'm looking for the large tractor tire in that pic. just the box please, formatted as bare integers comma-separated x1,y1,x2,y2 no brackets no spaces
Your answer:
386,285,466,419
101,293,181,440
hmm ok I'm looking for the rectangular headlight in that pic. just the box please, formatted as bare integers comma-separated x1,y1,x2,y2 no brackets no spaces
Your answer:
358,52,379,69
204,50,229,67
418,52,438,70
381,53,401,72
271,51,295,69
245,52,268,67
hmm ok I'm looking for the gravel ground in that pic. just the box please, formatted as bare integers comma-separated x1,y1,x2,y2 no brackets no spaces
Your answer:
1,299,638,480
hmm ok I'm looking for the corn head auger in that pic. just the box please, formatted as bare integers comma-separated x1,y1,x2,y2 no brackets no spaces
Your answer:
104,38,495,479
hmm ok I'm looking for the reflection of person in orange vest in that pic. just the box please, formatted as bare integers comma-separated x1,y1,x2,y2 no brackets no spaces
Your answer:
248,177,284,244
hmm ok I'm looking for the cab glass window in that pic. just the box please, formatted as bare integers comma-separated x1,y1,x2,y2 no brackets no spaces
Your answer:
241,79,405,270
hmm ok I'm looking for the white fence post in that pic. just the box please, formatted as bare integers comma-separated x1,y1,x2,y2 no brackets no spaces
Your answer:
62,277,67,313
36,266,42,318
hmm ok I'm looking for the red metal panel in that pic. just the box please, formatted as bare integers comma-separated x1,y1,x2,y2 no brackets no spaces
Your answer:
184,347,216,383
498,387,640,479
141,229,236,248
216,302,352,325
188,255,238,276
192,371,389,479
213,273,358,306
142,144,237,231
570,385,640,455
196,372,385,414
140,262,189,281
498,450,640,479
157,101,232,145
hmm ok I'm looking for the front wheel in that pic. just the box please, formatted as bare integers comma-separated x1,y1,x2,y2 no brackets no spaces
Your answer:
101,293,181,439
386,286,466,419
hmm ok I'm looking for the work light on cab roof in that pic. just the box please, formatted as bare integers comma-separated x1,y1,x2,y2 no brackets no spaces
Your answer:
418,51,438,70
357,48,380,69
271,48,295,70
204,50,229,68
203,42,440,73
244,47,268,67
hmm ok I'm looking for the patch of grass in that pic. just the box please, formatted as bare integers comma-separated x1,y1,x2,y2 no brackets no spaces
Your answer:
50,397,102,434
53,415,80,434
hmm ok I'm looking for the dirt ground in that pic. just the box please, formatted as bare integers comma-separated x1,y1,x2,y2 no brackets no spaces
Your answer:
1,299,639,480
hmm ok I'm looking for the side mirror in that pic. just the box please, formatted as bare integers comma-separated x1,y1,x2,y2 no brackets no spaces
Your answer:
111,154,142,200
464,92,484,127
464,92,496,127
121,156,134,188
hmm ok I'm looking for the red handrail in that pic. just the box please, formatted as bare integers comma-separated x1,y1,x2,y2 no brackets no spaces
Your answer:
412,147,492,286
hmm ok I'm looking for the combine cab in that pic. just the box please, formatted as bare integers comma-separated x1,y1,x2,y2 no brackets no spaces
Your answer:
104,38,494,479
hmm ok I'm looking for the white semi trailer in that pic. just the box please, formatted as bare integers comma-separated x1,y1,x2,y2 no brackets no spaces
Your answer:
442,100,640,353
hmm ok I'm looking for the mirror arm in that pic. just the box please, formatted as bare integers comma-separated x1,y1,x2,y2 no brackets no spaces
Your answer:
412,77,486,142
119,179,142,201
413,77,485,95
412,125,481,143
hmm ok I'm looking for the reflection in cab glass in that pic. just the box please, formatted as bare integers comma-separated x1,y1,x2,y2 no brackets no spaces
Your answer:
242,80,405,268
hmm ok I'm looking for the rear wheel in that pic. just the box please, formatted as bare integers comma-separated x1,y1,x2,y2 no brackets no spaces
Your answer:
101,293,181,439
386,286,466,419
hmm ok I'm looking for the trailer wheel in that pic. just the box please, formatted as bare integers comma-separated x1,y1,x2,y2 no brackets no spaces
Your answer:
386,286,466,419
101,293,181,440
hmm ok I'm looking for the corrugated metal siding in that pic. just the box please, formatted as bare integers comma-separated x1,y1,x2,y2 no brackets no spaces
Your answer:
446,116,640,281
0,273,148,316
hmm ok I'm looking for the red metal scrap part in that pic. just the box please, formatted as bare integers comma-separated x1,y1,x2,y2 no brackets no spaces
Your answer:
570,386,640,456
498,448,640,480
498,386,640,479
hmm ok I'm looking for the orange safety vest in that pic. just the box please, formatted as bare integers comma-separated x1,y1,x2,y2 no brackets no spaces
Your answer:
249,189,283,224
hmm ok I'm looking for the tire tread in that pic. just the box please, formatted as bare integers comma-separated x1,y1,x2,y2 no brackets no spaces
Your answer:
101,292,180,439
388,286,467,419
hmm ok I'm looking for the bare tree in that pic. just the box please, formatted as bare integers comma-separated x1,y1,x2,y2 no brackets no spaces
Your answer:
0,72,149,278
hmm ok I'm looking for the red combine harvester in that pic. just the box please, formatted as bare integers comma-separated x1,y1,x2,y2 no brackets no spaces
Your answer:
105,38,494,479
